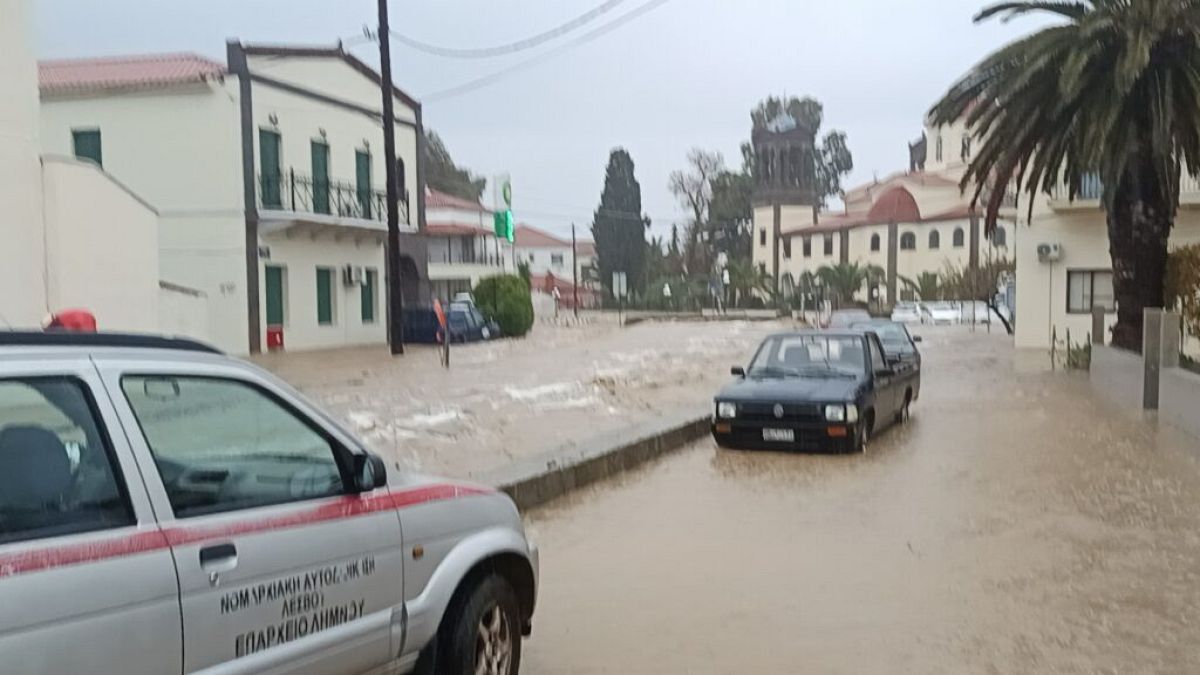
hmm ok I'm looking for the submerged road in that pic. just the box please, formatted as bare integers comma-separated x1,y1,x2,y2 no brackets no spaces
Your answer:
521,327,1200,674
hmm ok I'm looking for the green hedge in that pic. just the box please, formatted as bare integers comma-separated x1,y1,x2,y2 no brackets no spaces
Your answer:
473,274,534,338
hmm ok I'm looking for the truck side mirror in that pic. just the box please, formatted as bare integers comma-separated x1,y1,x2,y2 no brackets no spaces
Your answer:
353,453,388,492
731,366,745,377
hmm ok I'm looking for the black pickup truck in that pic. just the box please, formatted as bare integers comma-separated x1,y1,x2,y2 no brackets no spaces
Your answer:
711,330,917,453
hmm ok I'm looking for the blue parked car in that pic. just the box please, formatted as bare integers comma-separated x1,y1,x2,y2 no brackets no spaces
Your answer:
438,302,501,344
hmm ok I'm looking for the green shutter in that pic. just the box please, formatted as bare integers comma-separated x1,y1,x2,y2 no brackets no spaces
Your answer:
72,129,103,168
356,150,372,219
259,130,282,208
312,141,330,214
265,266,285,326
316,268,334,325
361,269,377,323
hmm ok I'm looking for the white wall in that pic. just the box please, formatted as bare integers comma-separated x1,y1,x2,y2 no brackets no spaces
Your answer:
40,157,160,332
0,0,48,326
518,245,593,280
40,81,247,351
159,283,210,341
258,233,386,351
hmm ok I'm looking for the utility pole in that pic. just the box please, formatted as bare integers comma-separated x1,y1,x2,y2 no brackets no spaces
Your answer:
571,223,579,319
378,0,404,355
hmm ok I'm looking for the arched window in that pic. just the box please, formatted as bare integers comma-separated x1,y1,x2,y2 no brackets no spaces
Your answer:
992,226,1008,247
952,227,965,248
928,229,940,250
900,232,916,250
870,233,881,252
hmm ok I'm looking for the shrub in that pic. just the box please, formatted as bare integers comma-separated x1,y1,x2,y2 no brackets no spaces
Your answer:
474,274,534,338
1166,243,1200,340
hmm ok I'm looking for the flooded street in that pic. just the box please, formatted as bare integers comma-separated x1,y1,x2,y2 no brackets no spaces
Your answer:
522,327,1200,674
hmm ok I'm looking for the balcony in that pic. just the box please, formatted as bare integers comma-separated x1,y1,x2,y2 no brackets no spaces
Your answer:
427,247,508,267
257,169,410,232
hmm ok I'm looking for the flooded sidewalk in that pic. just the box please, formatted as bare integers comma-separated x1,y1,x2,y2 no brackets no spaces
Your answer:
256,315,789,479
521,328,1200,674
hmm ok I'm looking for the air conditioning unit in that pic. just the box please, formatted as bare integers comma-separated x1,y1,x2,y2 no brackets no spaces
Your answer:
342,265,364,286
1036,243,1063,263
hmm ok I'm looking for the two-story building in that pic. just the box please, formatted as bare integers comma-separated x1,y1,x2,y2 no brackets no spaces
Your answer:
38,42,429,354
423,187,513,302
514,224,599,309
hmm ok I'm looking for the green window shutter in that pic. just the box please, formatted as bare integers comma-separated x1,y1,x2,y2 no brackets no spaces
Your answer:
265,266,285,326
72,129,102,168
361,269,377,323
312,141,330,214
356,150,372,219
316,268,334,325
259,130,282,208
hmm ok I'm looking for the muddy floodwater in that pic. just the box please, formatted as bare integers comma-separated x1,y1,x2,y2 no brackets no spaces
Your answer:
522,327,1200,674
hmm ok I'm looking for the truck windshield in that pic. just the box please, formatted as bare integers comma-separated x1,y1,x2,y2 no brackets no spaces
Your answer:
749,335,865,376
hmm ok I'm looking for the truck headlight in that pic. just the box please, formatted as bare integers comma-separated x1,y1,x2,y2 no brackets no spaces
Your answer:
717,401,737,419
846,403,859,423
824,404,846,422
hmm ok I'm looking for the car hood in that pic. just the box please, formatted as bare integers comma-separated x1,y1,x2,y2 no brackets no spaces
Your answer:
717,375,860,403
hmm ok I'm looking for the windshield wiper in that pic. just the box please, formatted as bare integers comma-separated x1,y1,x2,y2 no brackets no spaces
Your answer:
748,365,803,378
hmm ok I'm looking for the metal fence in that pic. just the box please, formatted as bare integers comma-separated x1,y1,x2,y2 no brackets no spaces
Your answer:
258,169,409,224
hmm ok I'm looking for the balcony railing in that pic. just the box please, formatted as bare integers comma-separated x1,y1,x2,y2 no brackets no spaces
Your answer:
258,169,409,225
427,247,507,267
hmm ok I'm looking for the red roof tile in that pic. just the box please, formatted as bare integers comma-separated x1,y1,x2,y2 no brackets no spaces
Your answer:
425,222,492,237
425,188,490,214
514,224,595,252
867,186,921,223
39,53,225,94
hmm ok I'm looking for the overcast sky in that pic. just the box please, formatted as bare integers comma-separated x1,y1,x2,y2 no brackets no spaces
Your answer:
35,0,1047,240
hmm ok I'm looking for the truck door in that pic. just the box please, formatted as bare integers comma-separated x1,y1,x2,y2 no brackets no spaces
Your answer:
0,362,180,674
103,364,405,674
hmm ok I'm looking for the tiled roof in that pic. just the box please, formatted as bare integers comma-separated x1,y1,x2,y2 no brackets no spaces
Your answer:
39,53,225,94
514,224,595,253
425,188,490,214
783,198,979,238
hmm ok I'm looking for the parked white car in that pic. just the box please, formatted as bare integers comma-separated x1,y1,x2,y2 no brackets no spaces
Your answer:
890,302,923,324
924,301,960,325
0,331,537,675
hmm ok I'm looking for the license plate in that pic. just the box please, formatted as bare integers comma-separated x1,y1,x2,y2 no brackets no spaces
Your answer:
762,428,795,442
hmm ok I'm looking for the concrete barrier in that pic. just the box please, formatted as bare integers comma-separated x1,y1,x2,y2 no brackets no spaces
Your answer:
484,411,711,510
1090,344,1145,411
1160,367,1200,440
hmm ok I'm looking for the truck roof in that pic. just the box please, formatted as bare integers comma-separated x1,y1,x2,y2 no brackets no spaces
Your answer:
0,331,222,355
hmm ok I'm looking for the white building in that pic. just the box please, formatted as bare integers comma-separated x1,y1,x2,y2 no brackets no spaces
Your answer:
424,188,513,302
1,0,170,334
38,43,429,354
753,112,1012,306
514,224,596,281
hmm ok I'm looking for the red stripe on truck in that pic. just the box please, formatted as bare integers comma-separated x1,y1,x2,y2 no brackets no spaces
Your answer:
0,483,491,580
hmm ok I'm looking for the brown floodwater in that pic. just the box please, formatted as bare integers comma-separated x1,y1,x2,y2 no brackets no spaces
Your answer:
521,328,1200,674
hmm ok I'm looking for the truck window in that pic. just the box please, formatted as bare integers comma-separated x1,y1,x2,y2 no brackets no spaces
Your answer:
0,377,133,545
121,376,346,518
868,337,887,372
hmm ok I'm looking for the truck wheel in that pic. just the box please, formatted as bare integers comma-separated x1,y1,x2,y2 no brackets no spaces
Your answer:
439,574,522,675
853,413,872,453
894,392,912,424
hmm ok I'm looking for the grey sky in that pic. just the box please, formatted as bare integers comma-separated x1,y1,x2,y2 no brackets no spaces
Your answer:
35,0,1045,240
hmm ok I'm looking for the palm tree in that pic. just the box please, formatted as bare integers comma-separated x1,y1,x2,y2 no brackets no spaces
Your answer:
899,271,942,302
815,262,885,307
932,1,1200,350
725,259,774,307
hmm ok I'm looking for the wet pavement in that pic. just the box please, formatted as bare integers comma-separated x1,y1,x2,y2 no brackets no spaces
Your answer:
257,315,788,479
521,326,1200,674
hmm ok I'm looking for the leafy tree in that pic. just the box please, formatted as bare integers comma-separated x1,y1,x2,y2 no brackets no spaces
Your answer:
1166,244,1200,341
939,256,1015,301
516,260,532,288
931,0,1200,350
709,170,754,261
899,272,943,301
748,96,854,207
815,262,884,306
473,274,534,337
592,149,650,297
423,130,485,201
725,258,773,308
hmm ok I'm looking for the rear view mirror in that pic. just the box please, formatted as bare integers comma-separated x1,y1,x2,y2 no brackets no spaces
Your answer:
352,453,388,492
731,366,745,377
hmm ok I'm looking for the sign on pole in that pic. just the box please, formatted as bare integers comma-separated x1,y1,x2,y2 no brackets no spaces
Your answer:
612,271,628,299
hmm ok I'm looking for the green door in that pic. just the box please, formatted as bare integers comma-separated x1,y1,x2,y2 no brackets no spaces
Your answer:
312,141,330,214
259,130,282,208
316,268,334,325
265,266,285,326
356,150,372,219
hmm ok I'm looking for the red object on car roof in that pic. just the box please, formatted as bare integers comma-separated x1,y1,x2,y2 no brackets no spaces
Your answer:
43,309,98,333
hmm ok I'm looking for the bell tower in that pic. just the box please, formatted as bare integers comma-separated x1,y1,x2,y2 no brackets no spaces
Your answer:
750,110,819,298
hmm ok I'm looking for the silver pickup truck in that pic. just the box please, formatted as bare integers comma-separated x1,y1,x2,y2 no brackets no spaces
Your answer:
0,332,537,675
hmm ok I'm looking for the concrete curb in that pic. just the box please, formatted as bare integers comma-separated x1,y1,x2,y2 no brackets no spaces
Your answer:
482,413,711,510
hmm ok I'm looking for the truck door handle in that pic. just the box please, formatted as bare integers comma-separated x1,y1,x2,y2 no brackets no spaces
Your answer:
199,543,237,567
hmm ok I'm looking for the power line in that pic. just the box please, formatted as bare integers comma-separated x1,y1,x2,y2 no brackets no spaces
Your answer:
390,0,632,59
420,0,673,102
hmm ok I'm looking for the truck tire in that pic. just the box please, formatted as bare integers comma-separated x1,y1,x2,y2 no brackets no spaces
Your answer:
438,574,522,675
